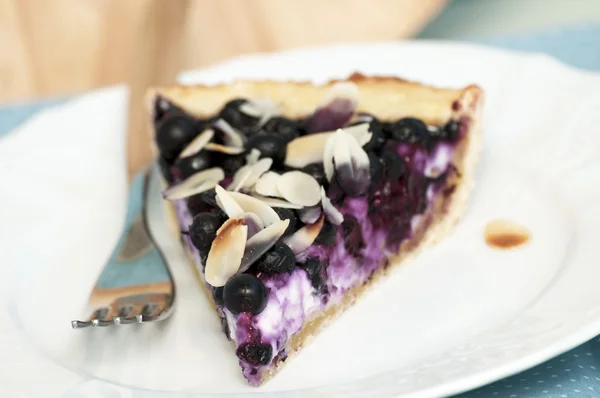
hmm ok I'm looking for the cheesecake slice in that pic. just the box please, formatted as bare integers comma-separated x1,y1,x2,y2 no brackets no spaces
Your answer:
147,73,483,386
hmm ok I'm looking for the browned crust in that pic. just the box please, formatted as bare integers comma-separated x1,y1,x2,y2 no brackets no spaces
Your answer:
147,72,480,125
152,74,484,386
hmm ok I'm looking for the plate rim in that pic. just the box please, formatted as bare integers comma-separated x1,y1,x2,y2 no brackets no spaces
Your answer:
3,39,600,398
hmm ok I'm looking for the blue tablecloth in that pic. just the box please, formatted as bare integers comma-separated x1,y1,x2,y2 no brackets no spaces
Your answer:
2,24,600,398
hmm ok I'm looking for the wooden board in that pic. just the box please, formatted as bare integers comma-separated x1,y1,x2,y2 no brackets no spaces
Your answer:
0,0,447,103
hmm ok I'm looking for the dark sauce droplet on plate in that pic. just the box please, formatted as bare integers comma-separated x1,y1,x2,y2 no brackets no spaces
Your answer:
484,219,531,249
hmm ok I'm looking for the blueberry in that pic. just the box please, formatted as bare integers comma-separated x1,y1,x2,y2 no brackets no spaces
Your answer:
223,274,268,315
198,189,218,207
314,222,337,246
221,154,247,176
154,96,182,122
211,208,229,224
362,120,386,152
155,113,199,162
342,215,365,257
255,242,295,274
175,151,212,179
368,153,383,183
263,117,302,143
236,342,272,366
219,99,259,134
299,258,327,294
246,133,286,165
273,208,297,236
186,189,219,215
189,212,221,254
388,117,428,144
302,163,327,186
158,156,175,184
213,286,224,306
444,120,460,141
187,196,209,216
380,150,405,180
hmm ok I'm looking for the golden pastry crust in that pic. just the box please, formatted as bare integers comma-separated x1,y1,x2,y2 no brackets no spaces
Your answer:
148,73,484,385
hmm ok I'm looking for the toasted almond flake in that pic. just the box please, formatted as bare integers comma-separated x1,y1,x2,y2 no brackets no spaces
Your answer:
213,119,245,148
241,212,264,238
205,218,248,287
246,148,261,165
350,113,375,124
229,157,273,191
321,82,359,106
321,187,344,225
251,194,303,209
298,205,322,224
228,191,281,226
285,123,370,169
325,128,371,195
163,168,224,200
178,128,215,159
277,171,321,206
231,169,252,192
238,102,261,117
239,219,290,272
255,171,282,197
283,215,324,254
240,98,280,127
215,185,244,218
205,142,245,155
344,122,372,146
284,132,330,168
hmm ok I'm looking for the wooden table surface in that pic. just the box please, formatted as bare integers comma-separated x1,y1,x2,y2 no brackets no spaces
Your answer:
0,0,447,103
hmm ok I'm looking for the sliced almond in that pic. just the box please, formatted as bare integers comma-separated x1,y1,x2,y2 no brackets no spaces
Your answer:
283,215,324,254
228,191,281,226
285,123,370,169
205,142,245,155
277,171,321,207
229,157,273,191
178,128,215,159
251,194,303,209
163,168,224,200
215,185,244,218
321,82,359,106
344,122,372,146
239,219,290,272
284,132,330,168
325,129,371,196
240,98,280,127
255,171,282,197
241,212,264,238
321,187,344,225
213,119,245,148
298,205,322,224
205,218,248,287
231,169,252,192
350,113,375,124
246,148,261,165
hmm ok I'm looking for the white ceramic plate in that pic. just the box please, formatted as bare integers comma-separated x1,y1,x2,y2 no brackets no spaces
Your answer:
1,41,600,398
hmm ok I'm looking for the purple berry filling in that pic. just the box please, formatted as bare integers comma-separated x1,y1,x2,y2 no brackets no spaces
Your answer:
155,97,466,385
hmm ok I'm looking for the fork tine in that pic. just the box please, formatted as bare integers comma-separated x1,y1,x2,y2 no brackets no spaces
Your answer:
71,168,176,330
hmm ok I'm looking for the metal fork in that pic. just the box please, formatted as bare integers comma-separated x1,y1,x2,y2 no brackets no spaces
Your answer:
71,169,176,328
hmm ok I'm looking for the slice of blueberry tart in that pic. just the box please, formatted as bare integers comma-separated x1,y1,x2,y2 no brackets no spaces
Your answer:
146,73,483,386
